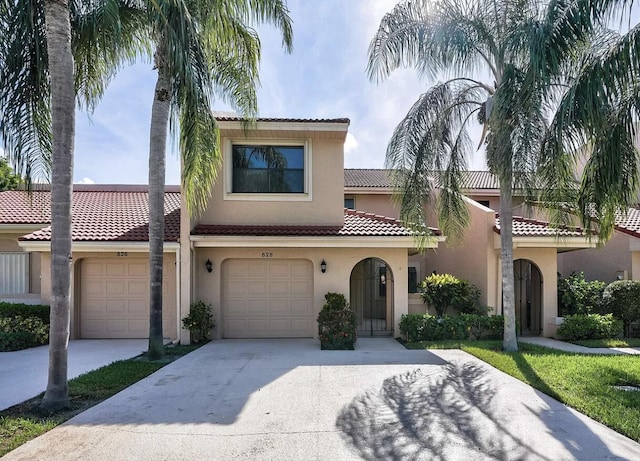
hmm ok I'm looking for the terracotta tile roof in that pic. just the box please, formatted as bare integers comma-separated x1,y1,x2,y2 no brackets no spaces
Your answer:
614,207,640,238
494,216,586,237
216,116,350,124
344,169,394,188
0,188,180,242
192,209,441,237
344,169,499,190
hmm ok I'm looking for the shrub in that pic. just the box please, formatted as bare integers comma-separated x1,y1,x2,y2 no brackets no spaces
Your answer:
399,313,504,342
420,274,482,317
317,292,357,350
0,303,50,324
182,301,214,342
557,314,623,340
557,272,605,316
0,316,49,351
600,280,640,337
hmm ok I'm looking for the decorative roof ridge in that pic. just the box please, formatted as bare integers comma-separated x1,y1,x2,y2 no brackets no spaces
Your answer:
6,185,181,193
344,208,403,225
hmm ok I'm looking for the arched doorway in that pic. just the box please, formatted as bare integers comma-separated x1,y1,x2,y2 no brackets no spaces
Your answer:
350,258,394,336
513,259,543,336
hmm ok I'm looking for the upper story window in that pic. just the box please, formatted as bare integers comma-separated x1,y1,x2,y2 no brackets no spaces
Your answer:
344,196,355,209
232,145,304,193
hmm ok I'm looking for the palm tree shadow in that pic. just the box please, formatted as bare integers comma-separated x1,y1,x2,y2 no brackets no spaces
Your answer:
336,362,553,461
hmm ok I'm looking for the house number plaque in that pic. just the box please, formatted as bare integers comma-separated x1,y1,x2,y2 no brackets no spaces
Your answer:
261,252,273,258
116,252,129,257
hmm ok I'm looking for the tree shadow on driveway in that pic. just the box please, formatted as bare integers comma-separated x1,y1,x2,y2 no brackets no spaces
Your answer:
337,361,570,461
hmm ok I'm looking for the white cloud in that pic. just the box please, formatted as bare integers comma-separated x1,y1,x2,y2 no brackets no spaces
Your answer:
76,177,95,184
344,132,359,156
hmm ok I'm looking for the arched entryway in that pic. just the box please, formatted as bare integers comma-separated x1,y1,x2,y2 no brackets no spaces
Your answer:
513,259,543,336
350,258,394,336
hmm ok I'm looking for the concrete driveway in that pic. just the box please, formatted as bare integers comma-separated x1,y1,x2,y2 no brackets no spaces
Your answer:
3,338,640,460
0,339,147,411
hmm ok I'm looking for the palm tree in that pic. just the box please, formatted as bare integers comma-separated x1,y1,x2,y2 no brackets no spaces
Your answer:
368,0,640,351
142,0,293,358
1,0,147,410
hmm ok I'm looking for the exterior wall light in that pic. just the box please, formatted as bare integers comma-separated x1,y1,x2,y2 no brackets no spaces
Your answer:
205,258,213,273
321,259,327,273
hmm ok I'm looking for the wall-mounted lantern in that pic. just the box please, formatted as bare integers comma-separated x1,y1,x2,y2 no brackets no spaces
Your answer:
321,259,327,274
205,258,213,273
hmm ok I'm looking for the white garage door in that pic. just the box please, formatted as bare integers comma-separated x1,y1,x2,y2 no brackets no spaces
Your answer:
222,259,314,338
80,258,176,339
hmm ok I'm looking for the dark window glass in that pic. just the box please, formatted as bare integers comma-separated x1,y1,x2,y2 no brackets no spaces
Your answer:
344,197,355,209
232,145,304,193
408,267,418,293
379,266,387,297
477,200,490,207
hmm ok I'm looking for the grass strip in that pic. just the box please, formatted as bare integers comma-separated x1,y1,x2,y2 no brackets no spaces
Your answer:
0,343,201,457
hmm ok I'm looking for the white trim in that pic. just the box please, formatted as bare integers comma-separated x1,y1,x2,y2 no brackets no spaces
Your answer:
223,139,312,202
217,120,349,133
191,235,444,249
0,224,47,233
344,187,394,195
18,241,180,252
493,234,597,249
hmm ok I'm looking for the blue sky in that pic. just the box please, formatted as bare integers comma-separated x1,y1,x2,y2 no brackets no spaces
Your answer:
72,0,488,185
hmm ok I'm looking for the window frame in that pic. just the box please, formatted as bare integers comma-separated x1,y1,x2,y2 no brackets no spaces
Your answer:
224,139,312,201
344,196,355,209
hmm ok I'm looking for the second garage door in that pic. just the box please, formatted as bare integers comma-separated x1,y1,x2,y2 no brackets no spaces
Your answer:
79,257,176,339
222,259,314,338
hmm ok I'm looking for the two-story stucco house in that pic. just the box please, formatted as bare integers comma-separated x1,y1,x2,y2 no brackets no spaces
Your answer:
0,117,443,342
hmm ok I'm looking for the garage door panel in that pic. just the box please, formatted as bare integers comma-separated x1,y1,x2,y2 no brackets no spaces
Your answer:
269,281,289,296
291,280,312,295
127,280,147,296
246,300,269,314
290,299,312,315
222,259,313,338
80,257,176,339
269,262,290,277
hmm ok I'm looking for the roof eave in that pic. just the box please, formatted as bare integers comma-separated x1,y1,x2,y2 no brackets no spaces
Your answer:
191,234,440,249
18,241,180,252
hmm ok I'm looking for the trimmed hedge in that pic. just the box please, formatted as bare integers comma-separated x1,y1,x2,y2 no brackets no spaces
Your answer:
317,293,357,350
600,280,640,337
557,314,623,341
0,303,50,324
0,316,49,351
399,313,504,342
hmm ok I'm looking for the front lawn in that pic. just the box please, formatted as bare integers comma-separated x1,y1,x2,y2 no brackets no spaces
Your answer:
0,344,201,457
407,340,640,442
569,338,640,348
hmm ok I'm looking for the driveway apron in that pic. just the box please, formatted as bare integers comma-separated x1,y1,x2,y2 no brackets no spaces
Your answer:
3,338,640,460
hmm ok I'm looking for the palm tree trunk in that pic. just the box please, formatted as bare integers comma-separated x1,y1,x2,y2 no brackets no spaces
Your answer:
147,45,169,359
41,0,74,411
500,179,518,352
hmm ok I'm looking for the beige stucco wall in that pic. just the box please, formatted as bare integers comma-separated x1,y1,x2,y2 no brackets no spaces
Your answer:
199,135,345,226
348,193,399,218
0,235,22,251
423,200,496,308
191,246,409,340
39,250,178,340
633,251,640,281
558,232,632,282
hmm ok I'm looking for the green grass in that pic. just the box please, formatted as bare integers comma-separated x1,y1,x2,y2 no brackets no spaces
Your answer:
406,340,640,442
569,338,640,348
0,343,202,457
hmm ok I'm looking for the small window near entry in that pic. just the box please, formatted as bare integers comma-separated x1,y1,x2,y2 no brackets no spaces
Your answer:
344,197,355,209
232,144,304,193
408,266,418,293
477,200,490,208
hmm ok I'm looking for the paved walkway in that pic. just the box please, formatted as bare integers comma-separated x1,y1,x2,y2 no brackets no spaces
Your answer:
519,336,640,355
0,339,147,411
3,338,640,460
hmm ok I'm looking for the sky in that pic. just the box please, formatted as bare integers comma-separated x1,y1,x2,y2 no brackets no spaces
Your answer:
72,0,488,185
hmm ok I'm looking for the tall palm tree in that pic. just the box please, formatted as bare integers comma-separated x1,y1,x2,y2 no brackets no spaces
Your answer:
368,0,640,351
1,0,147,410
142,0,293,358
